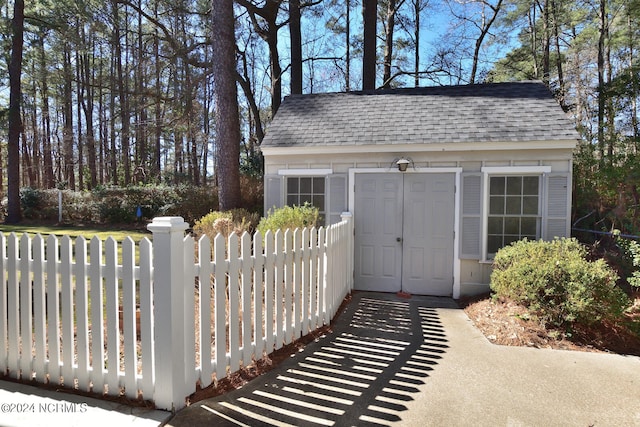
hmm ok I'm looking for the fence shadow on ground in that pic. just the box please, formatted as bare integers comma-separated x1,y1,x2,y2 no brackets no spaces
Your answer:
180,292,456,427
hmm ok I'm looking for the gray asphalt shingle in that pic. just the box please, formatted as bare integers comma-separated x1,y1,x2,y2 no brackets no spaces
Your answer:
261,81,579,148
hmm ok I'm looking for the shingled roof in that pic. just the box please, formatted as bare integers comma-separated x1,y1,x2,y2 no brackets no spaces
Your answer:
261,81,579,148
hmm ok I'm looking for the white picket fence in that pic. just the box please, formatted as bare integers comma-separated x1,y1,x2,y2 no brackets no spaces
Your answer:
0,214,354,411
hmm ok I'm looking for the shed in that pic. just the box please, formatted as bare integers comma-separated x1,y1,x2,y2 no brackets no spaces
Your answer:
261,81,579,298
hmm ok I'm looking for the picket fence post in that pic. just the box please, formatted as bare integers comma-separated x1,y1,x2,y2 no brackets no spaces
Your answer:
340,212,354,291
147,216,190,411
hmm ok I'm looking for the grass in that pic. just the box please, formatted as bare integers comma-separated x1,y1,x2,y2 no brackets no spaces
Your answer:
0,224,151,243
0,223,152,266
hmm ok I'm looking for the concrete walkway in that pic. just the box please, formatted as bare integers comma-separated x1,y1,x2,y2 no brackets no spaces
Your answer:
0,379,171,427
165,292,640,427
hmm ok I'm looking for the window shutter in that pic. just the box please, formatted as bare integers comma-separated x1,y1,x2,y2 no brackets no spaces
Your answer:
460,173,482,259
544,173,571,240
264,175,283,215
327,174,347,225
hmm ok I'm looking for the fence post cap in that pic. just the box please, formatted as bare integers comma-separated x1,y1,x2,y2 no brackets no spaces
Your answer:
147,216,189,233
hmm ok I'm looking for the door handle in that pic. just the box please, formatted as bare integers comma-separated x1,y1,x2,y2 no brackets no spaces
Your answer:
397,237,402,242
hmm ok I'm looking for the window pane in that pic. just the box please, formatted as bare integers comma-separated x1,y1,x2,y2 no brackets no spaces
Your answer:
287,178,299,193
487,175,542,257
504,235,520,247
300,177,312,193
506,196,521,214
506,176,522,195
490,177,505,195
490,196,505,214
488,217,503,234
522,196,539,215
313,195,325,211
313,177,325,193
300,194,312,205
521,217,538,235
287,195,298,206
505,217,520,235
488,236,503,254
523,176,539,195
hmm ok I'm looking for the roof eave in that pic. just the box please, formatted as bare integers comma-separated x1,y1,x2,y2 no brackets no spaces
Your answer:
261,139,579,156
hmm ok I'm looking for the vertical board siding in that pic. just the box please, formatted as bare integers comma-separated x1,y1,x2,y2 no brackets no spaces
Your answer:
0,215,354,411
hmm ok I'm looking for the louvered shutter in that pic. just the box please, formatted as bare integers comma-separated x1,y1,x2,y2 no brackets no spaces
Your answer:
264,175,283,215
460,173,482,259
544,173,571,240
327,174,347,225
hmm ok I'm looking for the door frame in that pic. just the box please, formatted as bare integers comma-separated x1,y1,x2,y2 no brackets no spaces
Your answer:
349,167,463,298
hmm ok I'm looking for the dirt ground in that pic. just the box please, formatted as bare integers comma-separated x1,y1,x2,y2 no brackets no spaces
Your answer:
462,293,640,356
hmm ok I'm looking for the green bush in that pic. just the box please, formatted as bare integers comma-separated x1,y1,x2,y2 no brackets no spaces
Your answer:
10,183,249,226
490,238,630,328
163,185,218,224
613,231,640,289
20,187,45,219
193,208,260,239
257,203,319,235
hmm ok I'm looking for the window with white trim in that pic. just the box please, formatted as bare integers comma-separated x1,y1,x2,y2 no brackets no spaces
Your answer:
487,175,541,257
286,176,326,221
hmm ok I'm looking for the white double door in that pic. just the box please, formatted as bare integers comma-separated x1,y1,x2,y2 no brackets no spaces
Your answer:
354,173,455,296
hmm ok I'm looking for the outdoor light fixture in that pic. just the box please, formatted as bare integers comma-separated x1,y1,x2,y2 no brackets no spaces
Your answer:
396,158,411,172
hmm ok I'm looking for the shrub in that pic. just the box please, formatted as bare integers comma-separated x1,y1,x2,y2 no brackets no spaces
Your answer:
490,238,630,328
613,231,640,289
165,185,218,224
193,208,260,239
20,187,45,219
257,203,319,235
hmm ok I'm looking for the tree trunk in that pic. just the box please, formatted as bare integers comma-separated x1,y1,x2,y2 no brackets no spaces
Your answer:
153,1,162,181
346,0,351,91
38,34,55,189
414,0,420,87
113,0,131,185
62,43,76,190
363,0,377,90
290,0,303,94
110,53,118,185
212,0,241,210
629,7,639,153
7,0,24,223
76,45,85,191
597,0,607,165
551,0,565,104
236,0,284,114
541,0,551,84
81,43,98,189
382,0,398,88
